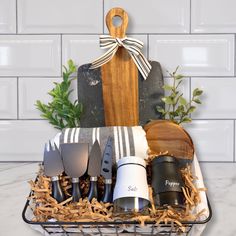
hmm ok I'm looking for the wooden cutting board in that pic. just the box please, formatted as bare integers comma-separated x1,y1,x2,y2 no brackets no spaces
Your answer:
77,7,164,127
144,120,194,162
101,8,138,126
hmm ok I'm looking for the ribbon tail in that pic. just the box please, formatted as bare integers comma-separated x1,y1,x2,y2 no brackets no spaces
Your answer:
130,52,152,80
138,52,152,73
90,44,119,69
90,51,116,69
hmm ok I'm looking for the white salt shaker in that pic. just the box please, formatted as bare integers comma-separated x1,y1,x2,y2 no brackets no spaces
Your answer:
113,156,150,213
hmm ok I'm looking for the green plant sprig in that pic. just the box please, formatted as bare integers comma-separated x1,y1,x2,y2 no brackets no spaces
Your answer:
157,66,203,125
35,60,83,130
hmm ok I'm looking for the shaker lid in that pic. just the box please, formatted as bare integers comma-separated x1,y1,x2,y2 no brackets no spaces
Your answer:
117,156,146,168
152,155,177,165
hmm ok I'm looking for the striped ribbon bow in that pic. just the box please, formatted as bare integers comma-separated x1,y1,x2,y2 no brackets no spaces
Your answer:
90,35,152,80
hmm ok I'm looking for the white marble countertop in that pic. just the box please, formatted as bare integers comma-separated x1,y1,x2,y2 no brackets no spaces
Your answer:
0,162,235,236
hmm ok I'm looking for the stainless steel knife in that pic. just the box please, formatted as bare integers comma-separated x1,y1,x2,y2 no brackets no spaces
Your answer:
100,136,113,203
87,140,102,201
43,141,65,203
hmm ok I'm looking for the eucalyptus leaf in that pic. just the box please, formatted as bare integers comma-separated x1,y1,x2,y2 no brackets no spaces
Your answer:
162,84,173,91
156,106,165,114
181,117,192,123
175,74,184,80
188,106,196,113
175,105,185,113
196,90,203,96
179,96,187,105
193,88,203,97
193,98,202,104
162,97,174,105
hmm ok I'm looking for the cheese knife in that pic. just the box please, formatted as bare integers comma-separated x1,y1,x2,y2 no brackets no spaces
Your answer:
100,136,113,203
61,143,89,202
87,140,102,201
43,141,65,203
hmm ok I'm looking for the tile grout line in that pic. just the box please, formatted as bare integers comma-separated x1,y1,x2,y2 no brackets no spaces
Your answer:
15,0,18,34
0,160,234,164
0,161,41,164
0,118,46,121
234,34,236,77
0,76,63,78
60,34,63,76
189,77,192,119
0,158,234,163
234,120,235,162
191,118,236,121
0,33,108,36
4,33,236,35
102,0,105,34
162,76,236,78
1,75,236,79
199,161,236,163
189,0,192,33
1,118,236,121
2,33,236,36
16,77,19,119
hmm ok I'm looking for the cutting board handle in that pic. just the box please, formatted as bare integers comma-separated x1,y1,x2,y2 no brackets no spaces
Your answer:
106,8,128,38
102,7,139,126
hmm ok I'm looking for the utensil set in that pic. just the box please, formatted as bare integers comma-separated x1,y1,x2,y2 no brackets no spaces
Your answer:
43,137,113,203
43,138,186,212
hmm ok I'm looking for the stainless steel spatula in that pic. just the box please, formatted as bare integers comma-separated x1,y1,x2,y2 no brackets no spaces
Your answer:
43,141,65,203
61,143,89,202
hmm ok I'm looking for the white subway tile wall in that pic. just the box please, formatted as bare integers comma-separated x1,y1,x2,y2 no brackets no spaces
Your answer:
0,120,58,161
0,0,16,33
0,0,236,162
149,35,235,76
18,77,78,119
0,35,61,76
0,78,17,119
191,78,236,119
104,0,190,33
184,120,234,162
17,0,103,34
62,35,103,66
18,77,61,119
191,0,236,33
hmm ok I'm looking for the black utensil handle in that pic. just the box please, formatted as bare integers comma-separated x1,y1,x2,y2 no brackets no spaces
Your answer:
88,177,98,202
51,177,65,203
101,179,113,203
72,178,81,202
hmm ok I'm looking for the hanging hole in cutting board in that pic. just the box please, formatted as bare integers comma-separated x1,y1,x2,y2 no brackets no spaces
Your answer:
103,168,109,173
112,15,123,27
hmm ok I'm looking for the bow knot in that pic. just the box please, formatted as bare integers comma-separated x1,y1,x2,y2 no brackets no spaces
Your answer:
116,38,124,47
90,35,152,80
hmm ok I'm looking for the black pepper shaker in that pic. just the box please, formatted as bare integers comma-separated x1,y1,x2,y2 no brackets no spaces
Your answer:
151,155,185,208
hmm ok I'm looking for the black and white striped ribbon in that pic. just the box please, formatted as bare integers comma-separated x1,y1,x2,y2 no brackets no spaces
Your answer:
90,35,152,80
